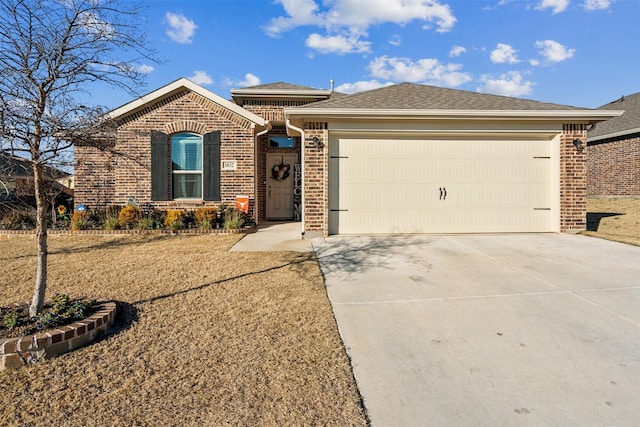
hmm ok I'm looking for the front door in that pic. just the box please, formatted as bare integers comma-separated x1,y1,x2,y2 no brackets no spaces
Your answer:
267,153,296,219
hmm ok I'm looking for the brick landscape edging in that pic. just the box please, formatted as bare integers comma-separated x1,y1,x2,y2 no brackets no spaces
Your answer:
0,300,117,370
0,226,253,238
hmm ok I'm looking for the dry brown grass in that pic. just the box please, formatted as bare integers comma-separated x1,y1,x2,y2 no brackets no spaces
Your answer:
0,234,367,426
583,197,640,246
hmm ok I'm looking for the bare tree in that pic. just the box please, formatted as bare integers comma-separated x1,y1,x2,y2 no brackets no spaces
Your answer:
0,0,156,316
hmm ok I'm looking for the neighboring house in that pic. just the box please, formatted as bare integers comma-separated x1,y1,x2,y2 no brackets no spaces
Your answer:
587,92,640,196
0,151,72,202
74,78,620,237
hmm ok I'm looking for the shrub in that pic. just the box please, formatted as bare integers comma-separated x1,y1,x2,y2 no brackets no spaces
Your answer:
164,209,186,230
0,209,36,230
71,211,92,230
224,208,245,230
195,207,217,229
137,217,154,230
118,206,142,228
104,216,119,230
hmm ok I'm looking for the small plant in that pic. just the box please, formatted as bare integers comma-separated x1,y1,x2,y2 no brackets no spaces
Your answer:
118,205,142,228
164,209,186,230
104,216,120,230
224,208,245,230
71,211,92,230
195,207,217,229
137,217,154,230
3,311,20,329
1,294,98,338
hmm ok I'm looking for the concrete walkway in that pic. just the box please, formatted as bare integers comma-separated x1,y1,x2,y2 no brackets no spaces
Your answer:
314,234,640,426
230,221,313,252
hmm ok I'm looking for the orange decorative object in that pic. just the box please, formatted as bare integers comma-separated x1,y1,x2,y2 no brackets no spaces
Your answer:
235,195,249,214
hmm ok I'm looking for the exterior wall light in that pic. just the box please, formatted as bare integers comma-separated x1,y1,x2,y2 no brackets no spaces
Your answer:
308,136,325,149
572,138,584,152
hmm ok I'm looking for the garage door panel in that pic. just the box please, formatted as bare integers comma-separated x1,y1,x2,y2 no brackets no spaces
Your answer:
329,137,553,234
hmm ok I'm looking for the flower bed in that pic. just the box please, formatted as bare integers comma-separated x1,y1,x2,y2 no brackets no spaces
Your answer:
0,299,117,369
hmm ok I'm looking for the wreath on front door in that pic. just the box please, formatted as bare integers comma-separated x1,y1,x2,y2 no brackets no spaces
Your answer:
271,163,291,181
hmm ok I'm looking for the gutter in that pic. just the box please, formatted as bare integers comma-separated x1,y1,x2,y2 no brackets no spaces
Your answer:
284,108,625,122
285,119,305,239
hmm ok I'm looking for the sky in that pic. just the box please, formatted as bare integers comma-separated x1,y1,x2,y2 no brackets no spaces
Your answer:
98,0,639,110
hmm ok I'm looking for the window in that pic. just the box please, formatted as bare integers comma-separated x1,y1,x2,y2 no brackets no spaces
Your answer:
151,131,220,202
269,136,296,148
171,133,202,199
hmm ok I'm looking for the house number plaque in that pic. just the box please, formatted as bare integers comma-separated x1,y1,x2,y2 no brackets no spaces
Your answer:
221,160,237,171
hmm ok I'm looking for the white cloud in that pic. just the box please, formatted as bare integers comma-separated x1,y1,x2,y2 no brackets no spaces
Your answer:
237,73,261,87
264,0,323,36
388,35,403,46
535,39,575,62
449,45,467,57
490,43,519,64
266,0,457,53
334,80,394,94
223,73,262,88
477,71,534,97
536,0,570,14
137,64,154,75
368,55,472,87
584,0,610,10
529,58,541,66
188,71,213,85
166,12,197,44
305,33,371,54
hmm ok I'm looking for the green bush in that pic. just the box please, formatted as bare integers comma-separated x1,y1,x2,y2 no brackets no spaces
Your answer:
224,208,245,230
137,217,154,230
104,216,119,230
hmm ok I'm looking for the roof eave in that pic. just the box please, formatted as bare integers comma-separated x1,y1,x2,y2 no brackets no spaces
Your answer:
285,108,624,122
231,88,333,98
588,126,640,143
107,78,266,128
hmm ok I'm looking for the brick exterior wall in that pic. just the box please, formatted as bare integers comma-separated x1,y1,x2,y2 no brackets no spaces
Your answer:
302,123,329,236
302,123,590,236
75,89,257,216
560,125,588,233
587,134,640,196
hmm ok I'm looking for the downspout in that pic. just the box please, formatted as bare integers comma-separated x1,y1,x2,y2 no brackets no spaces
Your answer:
254,121,271,226
285,119,305,239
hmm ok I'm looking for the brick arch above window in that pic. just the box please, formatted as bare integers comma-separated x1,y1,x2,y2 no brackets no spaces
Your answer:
163,121,209,136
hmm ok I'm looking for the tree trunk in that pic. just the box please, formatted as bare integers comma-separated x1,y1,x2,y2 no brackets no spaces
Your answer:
29,162,48,317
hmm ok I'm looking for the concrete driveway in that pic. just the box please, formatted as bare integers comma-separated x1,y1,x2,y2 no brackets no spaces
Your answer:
313,234,640,426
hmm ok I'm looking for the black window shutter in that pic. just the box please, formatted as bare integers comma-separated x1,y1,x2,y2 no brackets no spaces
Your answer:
151,131,169,201
203,131,221,201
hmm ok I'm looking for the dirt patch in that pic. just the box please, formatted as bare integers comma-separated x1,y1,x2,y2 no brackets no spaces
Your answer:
0,234,367,426
583,197,640,246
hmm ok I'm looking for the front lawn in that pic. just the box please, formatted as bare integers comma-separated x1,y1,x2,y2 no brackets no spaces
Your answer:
584,197,640,246
0,234,367,426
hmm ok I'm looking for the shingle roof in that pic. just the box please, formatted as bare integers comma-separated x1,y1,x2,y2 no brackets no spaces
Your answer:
298,82,588,111
588,92,640,140
239,82,321,91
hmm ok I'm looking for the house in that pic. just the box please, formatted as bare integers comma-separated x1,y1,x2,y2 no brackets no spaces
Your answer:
0,151,73,202
587,92,640,196
73,78,621,237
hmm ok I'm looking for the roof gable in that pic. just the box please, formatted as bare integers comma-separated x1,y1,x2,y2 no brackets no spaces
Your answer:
588,92,640,141
107,78,266,128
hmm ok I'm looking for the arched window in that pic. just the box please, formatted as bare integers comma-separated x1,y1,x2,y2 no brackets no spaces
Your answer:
171,133,202,199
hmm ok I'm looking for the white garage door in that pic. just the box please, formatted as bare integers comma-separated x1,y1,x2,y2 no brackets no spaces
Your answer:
328,136,554,234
